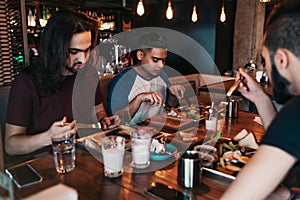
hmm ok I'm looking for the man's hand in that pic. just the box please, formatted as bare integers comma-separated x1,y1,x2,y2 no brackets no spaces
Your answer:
138,92,164,106
237,68,266,104
169,84,186,100
101,115,121,130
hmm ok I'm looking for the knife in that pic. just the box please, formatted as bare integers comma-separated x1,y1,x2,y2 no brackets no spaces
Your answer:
62,122,102,129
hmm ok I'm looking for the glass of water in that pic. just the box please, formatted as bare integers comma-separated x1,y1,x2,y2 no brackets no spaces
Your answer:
51,132,76,174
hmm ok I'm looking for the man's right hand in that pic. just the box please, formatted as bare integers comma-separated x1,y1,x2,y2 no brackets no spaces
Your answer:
237,68,267,104
139,92,164,106
48,117,76,143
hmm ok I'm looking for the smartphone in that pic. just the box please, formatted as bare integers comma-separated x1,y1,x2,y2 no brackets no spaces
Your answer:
5,164,43,188
146,182,194,200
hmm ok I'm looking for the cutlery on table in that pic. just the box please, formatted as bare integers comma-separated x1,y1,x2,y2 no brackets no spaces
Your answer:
62,122,102,129
226,75,246,97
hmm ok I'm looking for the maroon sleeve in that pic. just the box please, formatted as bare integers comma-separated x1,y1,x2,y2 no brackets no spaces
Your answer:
95,81,104,106
6,73,36,127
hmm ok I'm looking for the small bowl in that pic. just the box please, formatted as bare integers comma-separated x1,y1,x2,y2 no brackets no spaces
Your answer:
150,144,177,161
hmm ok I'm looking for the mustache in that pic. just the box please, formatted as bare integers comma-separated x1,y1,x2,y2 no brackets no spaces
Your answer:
72,61,83,68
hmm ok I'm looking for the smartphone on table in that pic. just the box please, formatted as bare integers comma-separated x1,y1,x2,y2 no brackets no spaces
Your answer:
5,163,43,188
146,182,194,200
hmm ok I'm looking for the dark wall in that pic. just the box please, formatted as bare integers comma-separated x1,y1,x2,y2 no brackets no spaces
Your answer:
131,0,218,76
215,0,236,75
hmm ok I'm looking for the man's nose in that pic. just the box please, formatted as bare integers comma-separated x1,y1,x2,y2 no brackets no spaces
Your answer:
78,51,90,63
157,60,165,69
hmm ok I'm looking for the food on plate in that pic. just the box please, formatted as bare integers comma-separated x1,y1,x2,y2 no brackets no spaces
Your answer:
233,129,259,150
179,131,195,138
178,131,197,142
150,139,165,154
167,104,206,121
233,129,248,141
223,150,249,164
203,131,223,146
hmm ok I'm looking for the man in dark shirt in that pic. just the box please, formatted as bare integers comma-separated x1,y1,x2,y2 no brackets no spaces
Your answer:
222,0,300,199
5,10,119,156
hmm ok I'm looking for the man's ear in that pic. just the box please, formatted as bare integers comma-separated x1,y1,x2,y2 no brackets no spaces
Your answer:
136,50,144,60
274,49,289,70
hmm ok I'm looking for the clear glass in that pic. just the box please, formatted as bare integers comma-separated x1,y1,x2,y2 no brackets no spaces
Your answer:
130,129,153,169
51,133,76,174
101,136,125,178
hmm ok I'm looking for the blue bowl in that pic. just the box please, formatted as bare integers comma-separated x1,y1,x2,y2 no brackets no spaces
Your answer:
150,144,177,161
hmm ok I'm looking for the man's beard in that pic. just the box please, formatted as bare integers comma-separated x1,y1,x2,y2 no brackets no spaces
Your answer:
65,61,82,73
271,63,293,104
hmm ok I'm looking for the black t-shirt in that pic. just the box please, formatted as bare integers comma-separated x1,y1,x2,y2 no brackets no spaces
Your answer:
261,96,300,186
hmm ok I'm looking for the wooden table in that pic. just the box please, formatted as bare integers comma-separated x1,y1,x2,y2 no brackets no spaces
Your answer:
11,111,264,200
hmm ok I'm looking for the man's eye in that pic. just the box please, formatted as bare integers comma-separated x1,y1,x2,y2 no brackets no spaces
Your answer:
152,58,159,63
68,47,91,55
69,49,79,54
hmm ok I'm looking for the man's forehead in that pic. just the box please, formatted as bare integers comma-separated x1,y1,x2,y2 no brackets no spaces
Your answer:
149,48,167,54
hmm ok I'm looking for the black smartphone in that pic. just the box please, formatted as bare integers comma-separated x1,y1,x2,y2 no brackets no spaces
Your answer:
5,164,43,188
146,182,194,200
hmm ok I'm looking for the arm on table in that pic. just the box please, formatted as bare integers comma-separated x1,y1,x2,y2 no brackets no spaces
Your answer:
5,117,76,155
221,145,296,200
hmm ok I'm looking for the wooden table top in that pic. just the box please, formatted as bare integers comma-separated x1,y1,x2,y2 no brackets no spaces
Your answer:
11,111,264,200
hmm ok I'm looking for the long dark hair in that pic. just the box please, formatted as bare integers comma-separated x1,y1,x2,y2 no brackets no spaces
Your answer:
32,9,98,96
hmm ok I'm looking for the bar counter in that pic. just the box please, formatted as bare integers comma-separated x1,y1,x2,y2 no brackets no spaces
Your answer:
10,111,264,200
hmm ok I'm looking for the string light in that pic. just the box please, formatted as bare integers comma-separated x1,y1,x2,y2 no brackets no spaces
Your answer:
220,0,226,23
166,1,173,20
137,0,145,16
191,3,198,22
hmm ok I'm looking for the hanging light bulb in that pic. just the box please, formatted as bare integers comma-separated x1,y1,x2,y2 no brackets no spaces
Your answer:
220,1,226,23
166,1,173,20
137,0,145,16
260,0,270,2
191,4,198,22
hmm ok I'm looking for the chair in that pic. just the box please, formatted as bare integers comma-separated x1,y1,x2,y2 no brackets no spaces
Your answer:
0,86,10,169
0,126,4,172
0,86,10,135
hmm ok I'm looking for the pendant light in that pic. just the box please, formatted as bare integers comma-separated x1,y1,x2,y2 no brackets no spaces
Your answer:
191,1,198,22
137,0,145,16
166,1,173,20
260,0,270,2
220,0,226,23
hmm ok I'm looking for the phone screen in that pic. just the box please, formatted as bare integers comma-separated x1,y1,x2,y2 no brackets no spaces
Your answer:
5,164,43,188
146,182,194,200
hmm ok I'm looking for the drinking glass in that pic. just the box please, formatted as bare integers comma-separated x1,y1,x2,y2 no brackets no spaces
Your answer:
51,132,76,174
130,129,153,169
101,136,125,178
